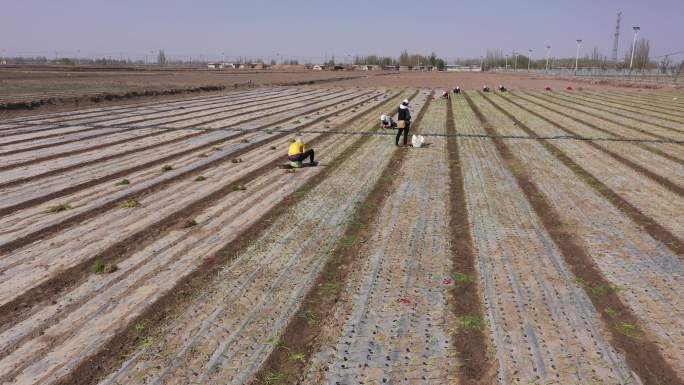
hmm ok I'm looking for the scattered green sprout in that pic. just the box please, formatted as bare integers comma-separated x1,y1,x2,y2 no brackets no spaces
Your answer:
184,219,198,228
288,353,306,363
116,179,130,186
91,260,105,274
120,197,139,208
232,184,247,191
194,175,206,182
263,372,286,385
453,272,473,283
457,315,483,331
161,164,173,172
618,323,644,340
46,203,73,213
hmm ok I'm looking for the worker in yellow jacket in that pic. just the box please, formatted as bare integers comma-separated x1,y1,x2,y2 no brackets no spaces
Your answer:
287,135,316,166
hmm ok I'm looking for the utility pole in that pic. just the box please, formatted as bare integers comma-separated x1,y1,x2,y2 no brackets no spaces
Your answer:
575,39,582,73
546,45,551,71
528,49,533,71
630,26,640,70
505,54,509,70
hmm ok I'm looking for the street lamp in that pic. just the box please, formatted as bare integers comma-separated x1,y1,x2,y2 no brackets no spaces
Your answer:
528,49,533,71
575,39,582,72
545,45,551,71
505,54,509,70
629,26,640,70
513,51,518,71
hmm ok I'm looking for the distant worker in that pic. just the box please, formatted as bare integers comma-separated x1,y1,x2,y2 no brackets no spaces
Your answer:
287,135,317,166
498,84,507,92
482,85,490,92
380,114,396,129
396,99,411,147
453,86,461,94
545,86,552,91
441,90,450,99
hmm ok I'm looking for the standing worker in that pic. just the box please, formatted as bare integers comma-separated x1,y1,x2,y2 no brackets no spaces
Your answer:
287,135,317,166
396,99,411,147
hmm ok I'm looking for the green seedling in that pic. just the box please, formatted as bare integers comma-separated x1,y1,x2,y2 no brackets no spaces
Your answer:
618,323,644,340
321,281,342,295
453,272,473,283
232,184,247,191
91,260,105,274
457,315,483,331
134,322,146,332
103,262,118,274
285,169,296,174
116,179,130,186
46,203,73,214
263,372,286,385
198,153,209,158
265,130,273,134
194,175,206,182
161,164,173,172
588,284,613,296
231,158,243,164
270,146,277,150
183,219,198,228
340,235,358,247
139,337,153,349
120,197,139,208
241,138,250,143
288,353,306,363
603,308,620,317
213,146,223,151
301,310,319,326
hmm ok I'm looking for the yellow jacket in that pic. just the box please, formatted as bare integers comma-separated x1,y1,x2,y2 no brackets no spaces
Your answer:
288,140,306,156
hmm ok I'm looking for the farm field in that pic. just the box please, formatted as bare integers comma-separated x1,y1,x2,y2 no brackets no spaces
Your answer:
0,86,682,385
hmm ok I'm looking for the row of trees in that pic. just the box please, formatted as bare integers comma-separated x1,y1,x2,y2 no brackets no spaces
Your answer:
476,39,663,71
350,50,447,70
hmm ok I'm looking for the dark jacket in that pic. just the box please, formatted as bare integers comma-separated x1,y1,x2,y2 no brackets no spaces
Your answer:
398,106,411,122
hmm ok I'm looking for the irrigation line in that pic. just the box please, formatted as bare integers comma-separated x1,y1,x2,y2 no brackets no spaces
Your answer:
20,121,681,145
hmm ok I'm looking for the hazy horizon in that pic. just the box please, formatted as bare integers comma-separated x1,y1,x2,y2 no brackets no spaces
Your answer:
2,0,682,63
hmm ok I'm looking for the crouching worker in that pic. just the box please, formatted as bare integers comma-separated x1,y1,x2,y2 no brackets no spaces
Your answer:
287,135,317,167
441,90,450,99
380,114,396,129
498,84,507,92
453,86,461,94
482,85,490,92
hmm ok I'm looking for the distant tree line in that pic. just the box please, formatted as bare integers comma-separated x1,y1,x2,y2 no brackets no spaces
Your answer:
352,50,447,70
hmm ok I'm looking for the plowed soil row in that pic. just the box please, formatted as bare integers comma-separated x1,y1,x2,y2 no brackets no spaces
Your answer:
0,89,418,385
581,91,684,118
495,93,684,195
514,92,684,163
78,90,432,385
464,92,681,384
547,92,684,135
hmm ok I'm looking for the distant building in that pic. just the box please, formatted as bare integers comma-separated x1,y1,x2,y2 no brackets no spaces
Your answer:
399,65,411,71
312,65,327,71
445,64,482,72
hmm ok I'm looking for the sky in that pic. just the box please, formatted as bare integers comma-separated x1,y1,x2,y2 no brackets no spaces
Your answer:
1,0,682,62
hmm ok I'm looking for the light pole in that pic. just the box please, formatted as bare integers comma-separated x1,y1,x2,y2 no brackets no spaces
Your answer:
479,56,483,71
514,51,518,71
629,26,640,70
505,54,509,70
528,49,533,71
575,39,582,73
545,45,551,71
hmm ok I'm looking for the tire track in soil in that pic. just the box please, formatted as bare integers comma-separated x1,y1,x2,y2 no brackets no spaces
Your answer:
478,92,684,257
85,92,426,384
0,89,368,218
0,90,387,334
494,93,684,196
0,88,335,171
581,91,684,119
0,89,403,383
464,92,681,385
249,92,436,385
42,90,428,385
530,91,684,138
513,92,684,165
549,91,684,132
